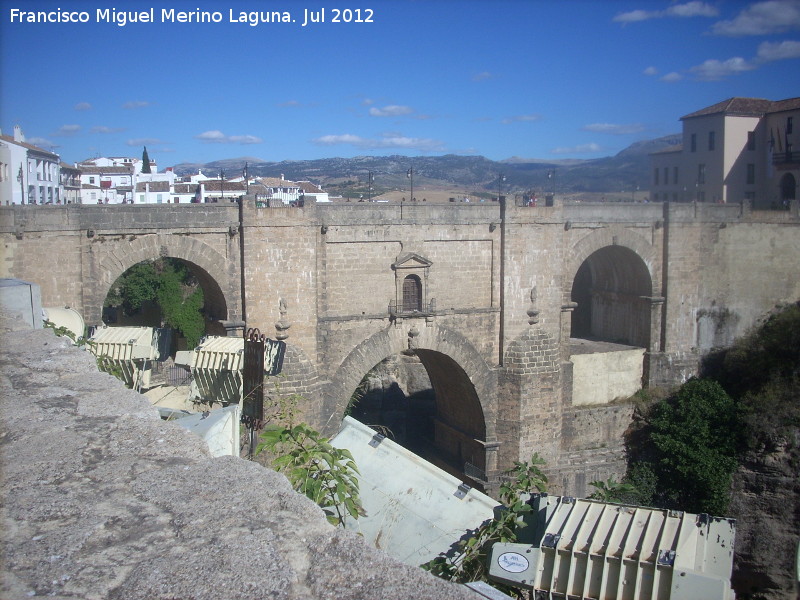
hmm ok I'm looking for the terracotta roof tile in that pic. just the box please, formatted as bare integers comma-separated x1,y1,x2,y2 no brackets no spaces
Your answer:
0,134,59,158
682,97,773,119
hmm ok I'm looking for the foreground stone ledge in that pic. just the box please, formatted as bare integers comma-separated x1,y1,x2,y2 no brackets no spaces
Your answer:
0,314,475,600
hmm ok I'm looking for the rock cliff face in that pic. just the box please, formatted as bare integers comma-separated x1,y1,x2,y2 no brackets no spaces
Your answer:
729,443,800,600
0,311,477,600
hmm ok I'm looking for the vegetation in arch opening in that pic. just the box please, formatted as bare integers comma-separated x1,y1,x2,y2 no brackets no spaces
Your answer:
103,257,207,349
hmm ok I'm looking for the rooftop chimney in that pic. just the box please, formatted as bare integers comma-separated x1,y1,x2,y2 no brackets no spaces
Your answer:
13,125,25,143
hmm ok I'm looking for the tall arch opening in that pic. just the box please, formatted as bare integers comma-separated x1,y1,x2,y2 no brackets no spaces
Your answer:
347,348,488,488
570,245,653,347
102,257,229,351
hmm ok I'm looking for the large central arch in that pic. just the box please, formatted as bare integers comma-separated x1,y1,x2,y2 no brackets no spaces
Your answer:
326,322,496,485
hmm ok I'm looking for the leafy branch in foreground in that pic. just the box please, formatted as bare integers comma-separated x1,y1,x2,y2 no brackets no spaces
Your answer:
423,454,548,595
587,477,638,503
256,422,365,527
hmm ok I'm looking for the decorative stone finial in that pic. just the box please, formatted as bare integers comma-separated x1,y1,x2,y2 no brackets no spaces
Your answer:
403,324,420,355
526,286,540,325
275,298,291,340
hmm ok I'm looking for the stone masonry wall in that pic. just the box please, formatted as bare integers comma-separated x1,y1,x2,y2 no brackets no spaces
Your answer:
0,309,477,600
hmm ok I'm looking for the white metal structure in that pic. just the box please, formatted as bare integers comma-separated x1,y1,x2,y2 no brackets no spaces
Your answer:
88,326,159,390
42,306,85,342
489,494,736,600
331,416,500,566
175,336,244,405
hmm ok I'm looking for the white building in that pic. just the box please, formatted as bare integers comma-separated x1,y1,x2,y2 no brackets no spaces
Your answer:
297,180,330,203
651,97,800,208
60,163,81,204
252,176,303,204
78,163,135,204
0,126,61,205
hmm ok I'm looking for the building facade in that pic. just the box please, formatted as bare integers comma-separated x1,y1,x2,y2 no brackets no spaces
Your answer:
0,126,61,205
651,97,800,208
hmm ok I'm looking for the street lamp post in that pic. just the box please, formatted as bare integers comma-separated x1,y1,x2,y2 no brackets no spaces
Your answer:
498,173,506,203
368,170,373,202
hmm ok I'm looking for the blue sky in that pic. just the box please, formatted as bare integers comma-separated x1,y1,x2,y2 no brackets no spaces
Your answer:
1,0,799,166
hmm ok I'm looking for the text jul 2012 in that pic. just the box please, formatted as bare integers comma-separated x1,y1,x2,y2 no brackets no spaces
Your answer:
8,8,375,27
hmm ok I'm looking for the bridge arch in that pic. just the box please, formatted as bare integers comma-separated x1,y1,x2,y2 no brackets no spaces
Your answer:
566,228,658,348
327,321,496,485
87,233,238,329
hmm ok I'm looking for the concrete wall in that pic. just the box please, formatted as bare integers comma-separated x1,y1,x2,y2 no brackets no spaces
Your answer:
570,346,645,406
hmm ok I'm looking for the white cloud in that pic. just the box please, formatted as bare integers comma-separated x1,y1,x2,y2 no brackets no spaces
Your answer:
677,38,799,83
583,123,645,135
312,132,444,152
123,100,151,109
661,71,684,82
501,114,542,124
369,105,414,117
74,102,92,111
550,143,604,155
614,2,717,23
53,124,81,136
27,137,57,149
126,138,163,146
756,39,800,61
472,71,495,81
643,66,659,76
711,0,800,36
689,56,755,80
666,1,719,18
91,126,125,134
613,9,654,23
195,130,263,144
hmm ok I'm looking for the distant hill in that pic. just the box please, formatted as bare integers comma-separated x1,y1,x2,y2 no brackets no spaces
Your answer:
172,135,681,196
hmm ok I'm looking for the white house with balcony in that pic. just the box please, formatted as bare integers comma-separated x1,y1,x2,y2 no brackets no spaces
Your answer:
0,126,61,205
651,97,800,208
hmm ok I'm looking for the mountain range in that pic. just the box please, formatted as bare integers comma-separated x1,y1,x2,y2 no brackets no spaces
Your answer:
172,134,681,198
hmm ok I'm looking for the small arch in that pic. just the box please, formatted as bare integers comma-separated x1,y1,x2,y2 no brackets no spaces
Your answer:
89,234,238,327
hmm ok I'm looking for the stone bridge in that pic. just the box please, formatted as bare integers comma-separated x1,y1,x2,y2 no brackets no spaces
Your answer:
2,199,798,494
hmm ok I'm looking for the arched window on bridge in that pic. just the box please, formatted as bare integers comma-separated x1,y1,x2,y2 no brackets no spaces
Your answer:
391,252,432,315
402,275,422,312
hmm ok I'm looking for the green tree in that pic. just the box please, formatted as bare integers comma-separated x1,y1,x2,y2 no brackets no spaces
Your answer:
105,261,159,316
141,146,151,173
104,258,205,348
155,260,205,348
649,378,740,515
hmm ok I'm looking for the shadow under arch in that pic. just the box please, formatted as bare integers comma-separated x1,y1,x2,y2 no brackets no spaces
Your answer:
571,244,653,347
89,235,236,329
326,322,496,486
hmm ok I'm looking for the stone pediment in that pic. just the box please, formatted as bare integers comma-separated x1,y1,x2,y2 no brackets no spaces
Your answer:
392,252,432,270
